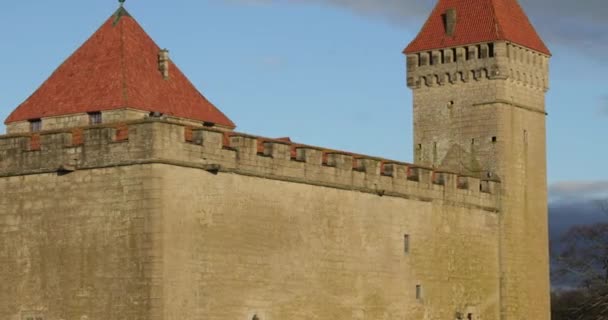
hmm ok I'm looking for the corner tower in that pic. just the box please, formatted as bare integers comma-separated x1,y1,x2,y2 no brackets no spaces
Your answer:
405,0,551,319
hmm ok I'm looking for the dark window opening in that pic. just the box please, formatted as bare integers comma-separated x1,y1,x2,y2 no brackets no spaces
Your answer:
492,136,497,143
467,313,474,320
88,111,102,125
403,234,410,254
488,43,495,57
477,44,483,58
29,119,42,132
203,122,215,127
416,285,423,300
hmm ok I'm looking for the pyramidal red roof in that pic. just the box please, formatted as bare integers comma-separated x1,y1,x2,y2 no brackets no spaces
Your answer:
404,0,550,55
5,8,236,128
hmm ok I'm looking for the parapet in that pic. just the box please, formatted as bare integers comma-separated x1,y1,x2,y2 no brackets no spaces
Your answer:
0,119,500,212
406,41,549,91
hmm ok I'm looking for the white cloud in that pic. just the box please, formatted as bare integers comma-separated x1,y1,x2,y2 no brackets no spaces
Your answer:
550,181,608,203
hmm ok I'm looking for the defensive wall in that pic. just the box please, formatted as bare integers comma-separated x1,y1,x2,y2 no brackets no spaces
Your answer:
0,118,500,211
0,118,503,319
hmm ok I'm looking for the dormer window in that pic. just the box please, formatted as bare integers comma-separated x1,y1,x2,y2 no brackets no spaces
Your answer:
88,112,102,125
29,119,41,132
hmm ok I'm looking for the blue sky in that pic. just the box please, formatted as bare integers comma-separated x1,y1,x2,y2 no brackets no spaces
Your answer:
1,0,607,200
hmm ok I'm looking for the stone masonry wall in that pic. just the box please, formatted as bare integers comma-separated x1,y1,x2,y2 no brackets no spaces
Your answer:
0,120,501,320
159,166,500,320
0,165,164,320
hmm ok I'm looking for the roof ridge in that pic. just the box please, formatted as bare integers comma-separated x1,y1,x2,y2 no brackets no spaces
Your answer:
489,0,503,39
119,16,129,107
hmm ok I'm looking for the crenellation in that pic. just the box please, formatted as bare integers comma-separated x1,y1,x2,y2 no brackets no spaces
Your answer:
467,45,478,60
261,140,292,160
431,50,442,65
408,43,548,90
443,48,454,64
325,152,353,169
0,120,500,210
419,52,430,66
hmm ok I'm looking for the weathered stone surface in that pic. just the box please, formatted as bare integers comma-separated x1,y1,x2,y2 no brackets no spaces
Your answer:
0,120,501,320
407,40,550,320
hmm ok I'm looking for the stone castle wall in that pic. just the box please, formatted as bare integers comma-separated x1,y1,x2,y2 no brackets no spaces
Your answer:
0,120,502,319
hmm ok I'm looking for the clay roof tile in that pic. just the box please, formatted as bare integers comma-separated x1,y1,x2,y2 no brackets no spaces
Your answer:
404,0,550,55
5,7,236,128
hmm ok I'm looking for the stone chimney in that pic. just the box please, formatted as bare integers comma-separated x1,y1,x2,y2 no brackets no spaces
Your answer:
158,49,170,79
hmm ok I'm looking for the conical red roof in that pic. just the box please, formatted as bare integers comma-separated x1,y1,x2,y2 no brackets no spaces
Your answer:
5,8,236,128
404,0,550,55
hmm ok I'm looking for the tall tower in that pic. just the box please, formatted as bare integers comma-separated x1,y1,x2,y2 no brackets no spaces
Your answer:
404,0,551,319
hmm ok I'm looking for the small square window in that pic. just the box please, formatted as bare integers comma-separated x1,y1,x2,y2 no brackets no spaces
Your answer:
89,111,102,125
29,119,42,132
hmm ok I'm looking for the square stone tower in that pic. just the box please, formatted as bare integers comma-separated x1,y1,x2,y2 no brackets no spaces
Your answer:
404,0,551,319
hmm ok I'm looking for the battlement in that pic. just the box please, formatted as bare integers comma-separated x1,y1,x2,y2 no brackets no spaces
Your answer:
0,119,499,211
406,42,549,91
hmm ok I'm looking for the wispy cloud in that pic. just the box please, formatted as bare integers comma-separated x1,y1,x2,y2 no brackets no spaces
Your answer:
550,181,608,203
223,0,608,55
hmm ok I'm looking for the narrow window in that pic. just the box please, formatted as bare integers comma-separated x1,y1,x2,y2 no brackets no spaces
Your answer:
492,136,497,143
433,142,438,165
403,234,410,254
488,43,495,57
29,119,41,132
88,111,102,125
416,285,423,300
467,313,474,320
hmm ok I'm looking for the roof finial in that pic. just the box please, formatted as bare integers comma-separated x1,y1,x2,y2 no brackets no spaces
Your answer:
119,0,125,7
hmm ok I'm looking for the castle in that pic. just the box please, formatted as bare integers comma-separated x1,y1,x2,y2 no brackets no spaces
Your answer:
0,0,550,319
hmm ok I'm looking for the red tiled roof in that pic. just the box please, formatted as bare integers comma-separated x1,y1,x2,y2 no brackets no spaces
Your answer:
404,0,550,55
5,8,236,128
